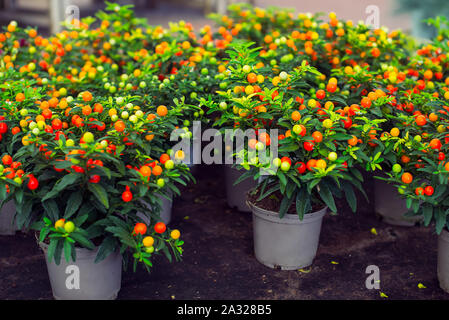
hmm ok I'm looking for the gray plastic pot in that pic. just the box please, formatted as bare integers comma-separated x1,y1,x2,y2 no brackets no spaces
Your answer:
248,201,327,270
374,179,421,226
137,193,173,225
225,165,257,212
0,200,17,235
39,241,122,300
438,229,449,293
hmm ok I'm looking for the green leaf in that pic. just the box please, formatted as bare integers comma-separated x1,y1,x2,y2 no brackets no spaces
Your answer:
70,232,95,250
74,213,89,227
95,236,118,263
64,191,83,219
47,238,57,263
423,205,433,227
14,188,23,205
433,185,447,200
43,173,81,201
296,188,310,220
105,226,136,248
318,183,337,213
436,208,447,235
42,199,59,222
277,171,287,189
16,200,32,229
88,184,109,209
0,183,7,201
350,168,364,182
233,168,254,186
278,143,299,152
406,197,412,210
161,245,173,263
257,183,279,201
285,181,296,199
39,227,51,243
54,239,64,265
279,194,294,219
63,239,72,263
343,182,357,213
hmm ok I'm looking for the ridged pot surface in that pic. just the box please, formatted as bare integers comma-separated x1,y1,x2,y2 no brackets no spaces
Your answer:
39,241,122,300
248,201,327,270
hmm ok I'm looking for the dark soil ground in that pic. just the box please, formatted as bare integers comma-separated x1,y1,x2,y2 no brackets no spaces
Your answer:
0,164,448,300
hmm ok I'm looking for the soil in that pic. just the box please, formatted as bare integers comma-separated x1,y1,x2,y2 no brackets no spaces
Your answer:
0,164,448,300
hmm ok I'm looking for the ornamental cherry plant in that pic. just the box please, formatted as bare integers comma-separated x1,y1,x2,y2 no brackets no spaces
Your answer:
369,34,449,235
6,89,193,272
205,43,387,217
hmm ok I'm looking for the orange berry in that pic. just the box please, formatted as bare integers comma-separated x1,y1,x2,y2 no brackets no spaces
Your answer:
2,155,12,165
152,165,163,176
312,131,323,143
28,29,37,38
348,135,358,146
11,127,20,135
291,111,301,121
93,103,103,113
247,73,257,83
401,172,413,184
15,93,25,102
401,155,410,164
114,121,125,132
82,105,92,116
139,165,152,177
82,91,93,102
415,115,427,126
48,97,59,108
157,105,168,117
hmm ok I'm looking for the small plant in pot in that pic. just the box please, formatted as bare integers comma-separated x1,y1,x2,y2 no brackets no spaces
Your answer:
207,44,381,270
378,99,449,293
8,91,192,300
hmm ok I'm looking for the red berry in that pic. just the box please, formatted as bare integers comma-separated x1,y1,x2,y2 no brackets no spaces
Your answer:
89,175,101,183
316,89,325,100
0,122,8,134
27,176,39,190
154,222,166,234
71,165,85,173
304,141,314,151
342,117,352,129
296,162,306,174
424,186,434,196
122,190,133,202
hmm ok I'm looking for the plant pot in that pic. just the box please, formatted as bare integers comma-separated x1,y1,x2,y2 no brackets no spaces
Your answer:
225,165,257,212
137,193,173,225
0,200,17,235
39,241,122,300
438,229,449,293
374,179,421,226
247,201,327,270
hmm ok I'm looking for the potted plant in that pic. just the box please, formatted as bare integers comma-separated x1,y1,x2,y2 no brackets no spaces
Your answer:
206,43,380,269
374,24,449,291
2,79,192,299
